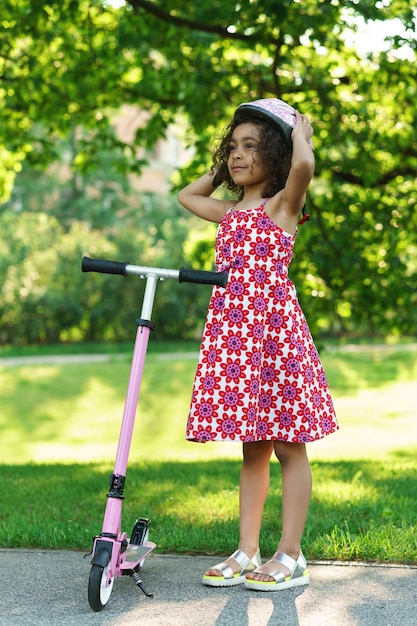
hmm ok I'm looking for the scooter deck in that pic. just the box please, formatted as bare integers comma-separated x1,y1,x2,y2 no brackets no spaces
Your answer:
120,541,156,570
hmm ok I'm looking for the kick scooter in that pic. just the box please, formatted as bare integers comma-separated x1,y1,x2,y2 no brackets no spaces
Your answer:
81,256,227,612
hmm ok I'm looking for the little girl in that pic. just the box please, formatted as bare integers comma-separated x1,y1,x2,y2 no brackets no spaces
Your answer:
178,98,338,592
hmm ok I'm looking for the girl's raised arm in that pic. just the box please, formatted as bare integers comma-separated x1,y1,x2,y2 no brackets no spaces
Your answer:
178,173,231,224
281,112,315,218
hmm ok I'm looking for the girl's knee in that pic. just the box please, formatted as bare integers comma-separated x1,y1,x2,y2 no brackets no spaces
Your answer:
274,441,307,464
242,440,273,463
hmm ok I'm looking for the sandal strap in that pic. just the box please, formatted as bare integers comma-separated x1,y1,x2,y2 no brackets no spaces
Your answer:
249,551,302,584
209,549,260,580
230,549,252,570
298,550,307,570
271,551,297,574
210,561,234,579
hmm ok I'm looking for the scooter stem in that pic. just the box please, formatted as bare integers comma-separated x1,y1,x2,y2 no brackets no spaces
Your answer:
102,276,158,535
113,324,151,475
114,274,159,475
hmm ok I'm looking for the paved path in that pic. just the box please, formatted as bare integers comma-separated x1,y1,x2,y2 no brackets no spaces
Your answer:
1,550,416,625
1,343,416,368
0,354,115,367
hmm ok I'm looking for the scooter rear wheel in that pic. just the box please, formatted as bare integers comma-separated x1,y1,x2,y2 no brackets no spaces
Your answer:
88,562,115,611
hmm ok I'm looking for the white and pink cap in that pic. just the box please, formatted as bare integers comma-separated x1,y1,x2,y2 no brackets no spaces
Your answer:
234,98,297,146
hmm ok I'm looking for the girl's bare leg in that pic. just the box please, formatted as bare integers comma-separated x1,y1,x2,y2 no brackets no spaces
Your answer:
205,440,273,577
246,441,312,582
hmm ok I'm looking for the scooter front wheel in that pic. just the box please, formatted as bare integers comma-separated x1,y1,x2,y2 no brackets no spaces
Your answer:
88,562,115,611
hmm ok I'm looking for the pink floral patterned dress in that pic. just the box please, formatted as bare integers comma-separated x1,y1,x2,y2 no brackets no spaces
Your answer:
186,200,338,443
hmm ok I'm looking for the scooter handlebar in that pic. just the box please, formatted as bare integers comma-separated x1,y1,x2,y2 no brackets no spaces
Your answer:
179,267,228,288
82,256,128,276
82,256,228,288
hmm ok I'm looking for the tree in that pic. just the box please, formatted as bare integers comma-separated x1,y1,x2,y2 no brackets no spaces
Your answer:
1,0,416,340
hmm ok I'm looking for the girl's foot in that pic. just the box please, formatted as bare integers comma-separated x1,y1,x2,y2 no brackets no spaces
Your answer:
245,551,309,592
202,548,261,587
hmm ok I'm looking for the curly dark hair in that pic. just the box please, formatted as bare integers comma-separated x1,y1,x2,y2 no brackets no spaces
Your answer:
211,113,292,200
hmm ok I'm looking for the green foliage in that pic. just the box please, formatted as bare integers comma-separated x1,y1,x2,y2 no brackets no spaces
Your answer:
0,193,214,344
0,0,416,342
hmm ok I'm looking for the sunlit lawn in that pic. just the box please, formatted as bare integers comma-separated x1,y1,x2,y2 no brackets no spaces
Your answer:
0,342,416,561
1,344,416,464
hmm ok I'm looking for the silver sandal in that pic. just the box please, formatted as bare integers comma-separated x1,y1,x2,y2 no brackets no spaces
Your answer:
245,550,309,592
202,548,262,587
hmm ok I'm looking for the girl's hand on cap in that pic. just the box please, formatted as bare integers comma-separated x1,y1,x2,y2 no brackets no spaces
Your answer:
292,110,314,144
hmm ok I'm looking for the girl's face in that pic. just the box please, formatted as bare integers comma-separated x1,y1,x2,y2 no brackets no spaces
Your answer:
227,123,269,187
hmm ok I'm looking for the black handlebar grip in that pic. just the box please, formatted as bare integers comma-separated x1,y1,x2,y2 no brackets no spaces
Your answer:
179,268,228,288
82,256,128,276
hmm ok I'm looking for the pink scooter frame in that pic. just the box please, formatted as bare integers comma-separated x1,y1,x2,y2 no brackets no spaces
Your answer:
81,256,227,612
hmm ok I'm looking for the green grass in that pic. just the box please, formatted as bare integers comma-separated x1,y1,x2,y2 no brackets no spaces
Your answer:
0,342,417,562
1,456,416,563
